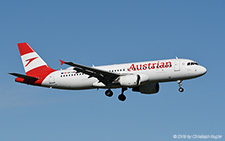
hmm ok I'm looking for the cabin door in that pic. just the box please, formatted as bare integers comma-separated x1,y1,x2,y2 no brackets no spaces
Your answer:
174,60,180,71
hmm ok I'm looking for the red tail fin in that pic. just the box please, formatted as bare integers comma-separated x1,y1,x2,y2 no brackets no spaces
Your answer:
17,43,55,79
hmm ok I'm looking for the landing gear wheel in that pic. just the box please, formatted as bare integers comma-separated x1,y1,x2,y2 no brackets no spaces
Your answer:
118,94,126,101
179,87,184,92
177,80,184,93
105,89,113,97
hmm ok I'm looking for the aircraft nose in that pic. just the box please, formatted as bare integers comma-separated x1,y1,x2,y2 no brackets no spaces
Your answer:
200,66,207,75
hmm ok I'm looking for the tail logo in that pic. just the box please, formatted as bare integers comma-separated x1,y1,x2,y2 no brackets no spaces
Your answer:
25,57,38,67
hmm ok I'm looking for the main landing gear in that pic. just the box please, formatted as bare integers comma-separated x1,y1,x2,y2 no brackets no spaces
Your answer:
105,89,113,97
104,88,127,101
118,88,127,102
177,80,184,92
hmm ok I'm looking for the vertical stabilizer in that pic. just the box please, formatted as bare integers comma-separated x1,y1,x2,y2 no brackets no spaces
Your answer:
17,43,55,77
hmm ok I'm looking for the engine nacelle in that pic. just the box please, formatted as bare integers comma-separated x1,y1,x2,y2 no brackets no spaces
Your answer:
119,74,149,87
119,74,148,87
119,75,139,87
132,83,159,94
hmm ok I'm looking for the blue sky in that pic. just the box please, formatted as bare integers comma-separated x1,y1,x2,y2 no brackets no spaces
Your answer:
0,0,225,140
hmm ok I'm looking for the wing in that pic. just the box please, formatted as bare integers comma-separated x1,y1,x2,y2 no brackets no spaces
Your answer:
60,60,120,85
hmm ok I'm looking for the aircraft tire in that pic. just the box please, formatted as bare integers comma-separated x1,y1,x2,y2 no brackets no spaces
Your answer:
105,89,113,97
118,94,126,101
179,87,184,92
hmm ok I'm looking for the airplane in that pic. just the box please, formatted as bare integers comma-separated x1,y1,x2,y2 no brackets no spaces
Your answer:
9,43,207,101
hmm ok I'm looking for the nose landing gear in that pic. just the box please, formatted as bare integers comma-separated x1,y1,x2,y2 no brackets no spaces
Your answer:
179,87,184,92
177,80,184,92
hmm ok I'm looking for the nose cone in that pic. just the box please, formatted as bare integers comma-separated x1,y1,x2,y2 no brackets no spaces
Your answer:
200,66,207,76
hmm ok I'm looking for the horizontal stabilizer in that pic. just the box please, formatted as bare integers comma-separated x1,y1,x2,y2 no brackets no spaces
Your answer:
9,73,39,81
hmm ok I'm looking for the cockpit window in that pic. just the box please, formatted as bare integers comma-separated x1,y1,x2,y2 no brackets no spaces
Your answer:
187,62,199,66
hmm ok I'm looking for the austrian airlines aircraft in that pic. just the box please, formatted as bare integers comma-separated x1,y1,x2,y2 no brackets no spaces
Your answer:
10,43,207,101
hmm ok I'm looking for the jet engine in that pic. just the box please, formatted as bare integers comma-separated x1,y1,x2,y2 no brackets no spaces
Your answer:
119,74,149,87
132,83,159,94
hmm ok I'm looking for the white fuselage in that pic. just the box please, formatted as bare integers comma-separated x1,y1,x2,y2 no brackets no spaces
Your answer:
41,58,207,90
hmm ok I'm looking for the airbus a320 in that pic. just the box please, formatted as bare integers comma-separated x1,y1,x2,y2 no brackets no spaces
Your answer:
9,43,207,101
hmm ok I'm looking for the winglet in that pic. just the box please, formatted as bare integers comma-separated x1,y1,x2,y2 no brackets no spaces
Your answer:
60,60,65,65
